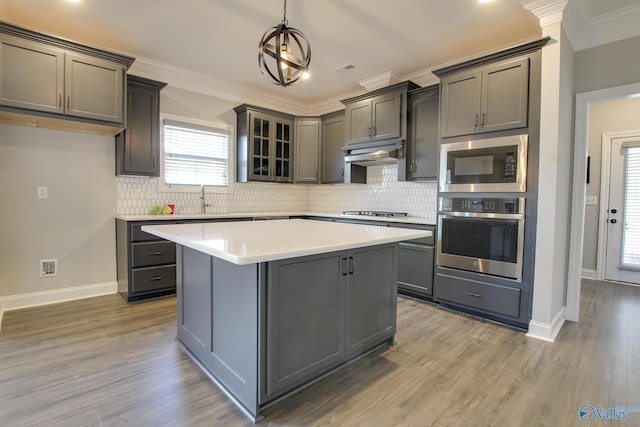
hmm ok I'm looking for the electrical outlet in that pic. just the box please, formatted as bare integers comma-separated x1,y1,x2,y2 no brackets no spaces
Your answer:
40,259,58,277
37,186,48,199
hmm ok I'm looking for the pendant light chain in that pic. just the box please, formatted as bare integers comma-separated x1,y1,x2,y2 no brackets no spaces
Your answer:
282,0,288,25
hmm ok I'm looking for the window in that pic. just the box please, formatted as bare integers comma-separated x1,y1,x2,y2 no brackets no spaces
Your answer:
622,145,640,268
162,119,230,188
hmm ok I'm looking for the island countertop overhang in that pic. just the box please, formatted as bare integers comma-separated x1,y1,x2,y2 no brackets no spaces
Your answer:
142,218,431,265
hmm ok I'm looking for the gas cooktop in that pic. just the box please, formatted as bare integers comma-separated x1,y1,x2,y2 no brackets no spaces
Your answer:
342,210,408,218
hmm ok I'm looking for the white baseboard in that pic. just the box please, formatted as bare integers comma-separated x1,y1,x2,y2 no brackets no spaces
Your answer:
581,268,597,279
526,306,566,342
0,281,117,333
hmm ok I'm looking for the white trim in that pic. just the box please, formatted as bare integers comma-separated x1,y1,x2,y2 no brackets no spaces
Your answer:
568,82,640,322
526,306,566,342
581,268,597,279
0,281,117,318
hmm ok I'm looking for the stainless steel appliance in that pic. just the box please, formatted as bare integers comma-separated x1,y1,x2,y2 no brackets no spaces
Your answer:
439,134,528,193
437,197,525,280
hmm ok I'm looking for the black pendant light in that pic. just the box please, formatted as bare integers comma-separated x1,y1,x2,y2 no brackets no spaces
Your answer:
258,0,311,87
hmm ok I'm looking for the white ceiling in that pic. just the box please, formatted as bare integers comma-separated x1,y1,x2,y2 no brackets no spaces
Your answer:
1,0,639,112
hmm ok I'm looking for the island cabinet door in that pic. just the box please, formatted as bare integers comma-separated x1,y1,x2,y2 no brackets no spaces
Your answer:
344,243,398,357
176,246,260,414
262,251,347,401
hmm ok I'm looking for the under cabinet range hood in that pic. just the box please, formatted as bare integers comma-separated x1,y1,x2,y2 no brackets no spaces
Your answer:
343,141,404,166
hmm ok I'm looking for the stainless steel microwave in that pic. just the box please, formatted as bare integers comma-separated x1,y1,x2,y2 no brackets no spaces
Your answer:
439,134,528,193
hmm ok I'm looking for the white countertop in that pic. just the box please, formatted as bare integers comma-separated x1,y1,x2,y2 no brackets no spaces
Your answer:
117,211,436,226
142,219,432,265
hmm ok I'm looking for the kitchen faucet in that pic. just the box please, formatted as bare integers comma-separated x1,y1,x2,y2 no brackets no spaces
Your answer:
200,184,211,213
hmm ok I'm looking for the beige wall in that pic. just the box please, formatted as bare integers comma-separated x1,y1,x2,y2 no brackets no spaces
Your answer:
581,97,640,271
574,35,640,94
574,35,640,272
0,124,117,297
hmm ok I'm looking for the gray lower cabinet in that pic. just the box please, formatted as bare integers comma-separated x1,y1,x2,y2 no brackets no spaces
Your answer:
398,242,434,297
116,219,179,302
435,273,521,319
265,244,397,399
327,217,436,299
320,110,345,183
116,75,167,176
0,23,133,127
175,242,398,421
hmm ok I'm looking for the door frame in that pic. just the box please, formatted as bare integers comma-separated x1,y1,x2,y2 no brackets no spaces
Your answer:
568,82,640,322
597,131,640,281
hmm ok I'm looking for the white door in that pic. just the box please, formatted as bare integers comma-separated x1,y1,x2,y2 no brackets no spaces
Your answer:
604,136,640,284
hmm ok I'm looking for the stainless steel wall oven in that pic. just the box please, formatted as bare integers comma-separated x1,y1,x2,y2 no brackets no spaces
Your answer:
437,197,525,281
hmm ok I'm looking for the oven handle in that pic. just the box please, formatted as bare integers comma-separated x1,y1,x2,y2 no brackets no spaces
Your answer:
438,212,525,220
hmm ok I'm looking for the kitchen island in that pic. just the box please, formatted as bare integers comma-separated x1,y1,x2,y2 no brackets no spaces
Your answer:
142,219,431,421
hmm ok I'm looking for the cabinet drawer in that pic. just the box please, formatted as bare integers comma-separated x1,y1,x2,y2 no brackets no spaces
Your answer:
132,241,176,268
131,221,177,242
131,265,176,294
435,274,520,318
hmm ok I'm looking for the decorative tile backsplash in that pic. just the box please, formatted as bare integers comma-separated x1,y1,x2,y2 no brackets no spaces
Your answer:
116,164,438,221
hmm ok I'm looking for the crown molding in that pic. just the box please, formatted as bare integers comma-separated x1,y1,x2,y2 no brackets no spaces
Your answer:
569,3,640,51
358,71,402,92
128,57,316,116
519,0,567,27
403,68,440,88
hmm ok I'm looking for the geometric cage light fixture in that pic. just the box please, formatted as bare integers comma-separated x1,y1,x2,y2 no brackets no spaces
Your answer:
258,0,311,87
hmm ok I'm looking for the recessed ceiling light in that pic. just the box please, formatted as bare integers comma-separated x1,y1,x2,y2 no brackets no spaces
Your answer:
478,0,494,3
67,0,82,3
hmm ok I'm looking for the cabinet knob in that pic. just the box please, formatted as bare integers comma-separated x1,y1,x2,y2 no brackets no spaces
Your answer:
610,219,618,224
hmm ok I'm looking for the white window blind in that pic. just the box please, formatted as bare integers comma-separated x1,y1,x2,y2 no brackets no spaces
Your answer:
622,145,640,268
163,120,229,187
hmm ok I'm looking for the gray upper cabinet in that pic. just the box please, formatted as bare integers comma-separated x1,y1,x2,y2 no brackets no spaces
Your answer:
401,85,439,181
64,52,126,123
342,81,418,147
235,104,294,183
0,22,133,129
320,110,345,184
0,35,64,114
116,75,167,177
439,57,529,138
294,118,321,184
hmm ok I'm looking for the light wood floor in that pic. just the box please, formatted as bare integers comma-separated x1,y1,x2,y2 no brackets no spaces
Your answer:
1,279,639,427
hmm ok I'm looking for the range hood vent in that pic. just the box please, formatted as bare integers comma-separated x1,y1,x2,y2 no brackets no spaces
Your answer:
343,141,404,167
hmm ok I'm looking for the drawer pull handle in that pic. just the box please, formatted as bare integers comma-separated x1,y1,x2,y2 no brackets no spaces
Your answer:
148,252,163,256
149,276,163,281
466,292,482,298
